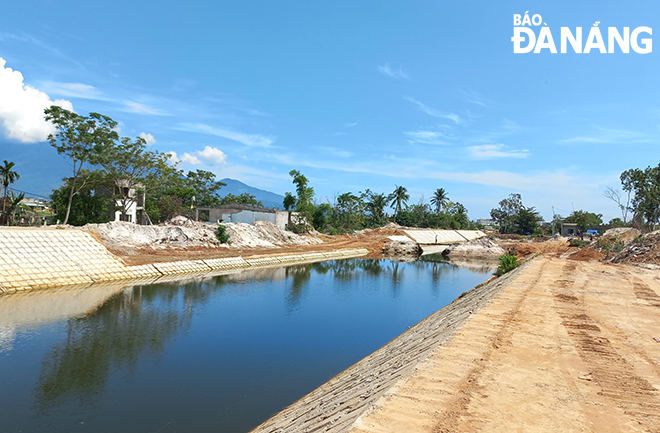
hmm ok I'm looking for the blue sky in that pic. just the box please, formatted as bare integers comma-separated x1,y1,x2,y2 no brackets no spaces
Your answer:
1,1,659,221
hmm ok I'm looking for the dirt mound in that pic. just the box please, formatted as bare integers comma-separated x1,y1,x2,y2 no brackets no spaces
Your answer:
568,247,606,261
601,227,641,244
608,230,660,265
442,237,505,259
84,220,220,251
224,221,323,248
84,217,322,252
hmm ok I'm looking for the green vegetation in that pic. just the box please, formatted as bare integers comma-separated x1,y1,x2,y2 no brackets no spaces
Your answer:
569,238,589,248
490,193,542,235
281,170,476,234
215,224,231,243
564,210,603,232
0,160,20,198
496,254,519,276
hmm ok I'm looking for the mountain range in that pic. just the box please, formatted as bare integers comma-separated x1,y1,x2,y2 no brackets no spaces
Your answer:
219,178,285,209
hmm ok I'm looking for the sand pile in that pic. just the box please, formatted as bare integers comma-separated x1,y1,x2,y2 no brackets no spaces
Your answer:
442,237,505,259
84,217,322,251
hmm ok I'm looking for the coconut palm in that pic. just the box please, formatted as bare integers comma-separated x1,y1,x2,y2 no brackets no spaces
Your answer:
389,185,409,223
430,188,449,214
367,193,388,221
0,160,20,198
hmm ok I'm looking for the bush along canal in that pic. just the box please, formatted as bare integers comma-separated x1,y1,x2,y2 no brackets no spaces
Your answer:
0,257,493,433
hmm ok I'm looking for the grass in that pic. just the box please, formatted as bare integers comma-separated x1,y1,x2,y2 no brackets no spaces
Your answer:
496,254,519,276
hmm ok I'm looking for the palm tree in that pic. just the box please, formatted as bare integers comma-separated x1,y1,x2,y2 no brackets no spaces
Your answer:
0,160,20,198
389,185,409,223
367,193,388,221
430,188,449,214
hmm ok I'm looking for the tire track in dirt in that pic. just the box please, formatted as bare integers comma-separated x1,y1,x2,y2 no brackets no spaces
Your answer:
552,261,660,431
429,260,548,433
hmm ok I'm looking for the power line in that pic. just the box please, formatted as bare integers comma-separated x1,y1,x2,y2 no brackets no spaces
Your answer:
6,187,50,200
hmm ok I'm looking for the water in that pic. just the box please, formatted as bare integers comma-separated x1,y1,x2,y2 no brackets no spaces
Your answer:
0,258,491,433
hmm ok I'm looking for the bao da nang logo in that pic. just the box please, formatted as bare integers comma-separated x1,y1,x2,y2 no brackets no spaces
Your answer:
512,12,652,53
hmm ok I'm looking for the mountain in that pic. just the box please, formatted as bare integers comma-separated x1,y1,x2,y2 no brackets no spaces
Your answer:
219,178,285,209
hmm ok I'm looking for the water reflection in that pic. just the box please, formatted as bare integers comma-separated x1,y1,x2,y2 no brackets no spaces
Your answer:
0,257,491,433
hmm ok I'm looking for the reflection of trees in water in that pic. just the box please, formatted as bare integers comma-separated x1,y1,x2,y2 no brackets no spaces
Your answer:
34,278,226,411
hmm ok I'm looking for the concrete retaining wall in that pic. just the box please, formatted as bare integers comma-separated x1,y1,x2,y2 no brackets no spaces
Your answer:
403,229,486,245
0,227,368,293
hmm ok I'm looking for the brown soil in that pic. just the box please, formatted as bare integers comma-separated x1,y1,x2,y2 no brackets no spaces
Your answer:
349,256,660,433
499,238,575,257
568,246,607,261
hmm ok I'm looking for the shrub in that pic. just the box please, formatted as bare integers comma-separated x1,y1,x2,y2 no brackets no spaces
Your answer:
216,224,231,244
497,254,519,276
569,238,589,248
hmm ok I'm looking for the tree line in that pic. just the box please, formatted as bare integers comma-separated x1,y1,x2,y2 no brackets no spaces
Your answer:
282,170,474,234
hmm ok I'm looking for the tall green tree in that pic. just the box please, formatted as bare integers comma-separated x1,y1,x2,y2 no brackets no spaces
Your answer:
0,160,20,198
430,188,449,214
620,163,660,230
366,192,388,226
389,185,409,223
50,172,111,226
92,135,174,223
490,193,523,234
45,106,119,224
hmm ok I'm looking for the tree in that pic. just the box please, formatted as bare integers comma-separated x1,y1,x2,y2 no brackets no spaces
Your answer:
608,217,627,228
92,135,174,223
430,188,449,214
285,170,315,233
516,207,543,234
366,192,388,226
283,192,296,210
186,169,226,207
50,171,111,226
45,106,119,225
287,170,314,210
0,160,20,198
564,210,603,232
218,193,263,207
490,193,523,234
620,164,660,230
389,185,409,223
603,186,632,224
2,191,25,226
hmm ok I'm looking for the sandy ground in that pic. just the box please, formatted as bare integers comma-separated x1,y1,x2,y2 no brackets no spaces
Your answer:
349,256,660,433
93,228,406,266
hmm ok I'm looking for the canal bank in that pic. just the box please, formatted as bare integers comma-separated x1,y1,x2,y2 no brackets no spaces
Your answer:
249,258,528,433
0,227,368,293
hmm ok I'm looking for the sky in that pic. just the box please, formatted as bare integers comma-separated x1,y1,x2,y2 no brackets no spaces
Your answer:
1,0,659,222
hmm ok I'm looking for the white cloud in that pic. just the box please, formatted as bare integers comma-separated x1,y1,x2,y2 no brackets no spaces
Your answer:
169,146,227,166
404,130,453,145
40,81,104,100
139,132,156,146
181,153,202,165
181,123,273,147
0,58,73,143
198,146,227,164
377,63,409,79
467,144,529,159
404,96,461,124
344,121,359,128
124,100,164,115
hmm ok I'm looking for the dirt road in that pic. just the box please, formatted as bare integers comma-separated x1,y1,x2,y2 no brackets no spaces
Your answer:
350,256,660,433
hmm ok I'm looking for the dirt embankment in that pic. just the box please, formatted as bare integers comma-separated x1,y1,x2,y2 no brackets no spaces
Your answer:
82,218,409,266
348,256,660,433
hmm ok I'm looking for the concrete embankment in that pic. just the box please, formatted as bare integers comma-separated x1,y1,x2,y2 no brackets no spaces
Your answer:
0,227,367,293
249,259,529,433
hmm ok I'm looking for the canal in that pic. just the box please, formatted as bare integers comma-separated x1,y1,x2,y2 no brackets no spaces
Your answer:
0,258,492,433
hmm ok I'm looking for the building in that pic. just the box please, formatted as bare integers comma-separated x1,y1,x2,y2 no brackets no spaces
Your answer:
195,204,290,230
105,180,147,224
561,222,578,236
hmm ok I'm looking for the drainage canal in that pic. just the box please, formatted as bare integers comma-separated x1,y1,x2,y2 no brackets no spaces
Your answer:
0,257,493,433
